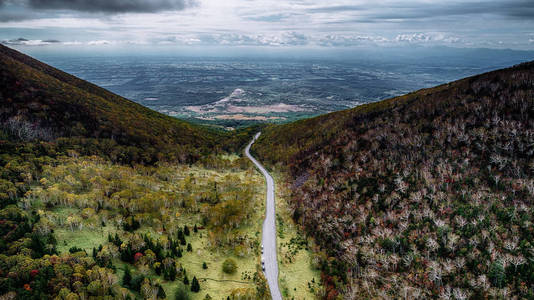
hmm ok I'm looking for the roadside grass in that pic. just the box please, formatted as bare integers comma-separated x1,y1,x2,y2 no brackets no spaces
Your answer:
140,172,265,300
163,231,257,300
273,173,321,300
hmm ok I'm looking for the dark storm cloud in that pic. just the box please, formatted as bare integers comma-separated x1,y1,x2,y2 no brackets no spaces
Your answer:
27,0,197,13
0,13,24,21
308,1,534,22
1,37,61,45
504,0,534,18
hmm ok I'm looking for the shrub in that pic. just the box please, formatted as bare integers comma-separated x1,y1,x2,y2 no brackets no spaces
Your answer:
222,258,237,274
130,275,145,292
122,216,140,232
68,246,85,254
175,284,191,300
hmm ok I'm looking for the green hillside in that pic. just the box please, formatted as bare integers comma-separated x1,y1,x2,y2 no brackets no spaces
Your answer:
253,61,534,298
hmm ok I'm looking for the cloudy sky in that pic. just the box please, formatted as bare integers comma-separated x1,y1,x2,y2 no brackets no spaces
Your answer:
0,0,533,50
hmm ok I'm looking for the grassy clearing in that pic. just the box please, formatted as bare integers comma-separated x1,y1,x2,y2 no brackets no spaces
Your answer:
55,227,113,254
163,231,258,300
50,207,114,253
273,173,321,300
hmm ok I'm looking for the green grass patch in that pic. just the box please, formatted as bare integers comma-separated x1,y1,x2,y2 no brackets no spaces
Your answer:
273,173,321,300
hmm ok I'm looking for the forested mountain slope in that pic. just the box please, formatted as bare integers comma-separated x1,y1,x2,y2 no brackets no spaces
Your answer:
0,46,272,300
254,61,534,298
0,44,247,164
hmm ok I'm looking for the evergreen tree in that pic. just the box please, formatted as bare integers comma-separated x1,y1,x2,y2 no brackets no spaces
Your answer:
489,261,506,288
156,283,166,299
202,262,208,269
183,274,189,285
123,267,132,288
169,265,177,281
163,269,169,280
187,243,192,252
191,276,200,293
184,225,190,236
114,233,122,246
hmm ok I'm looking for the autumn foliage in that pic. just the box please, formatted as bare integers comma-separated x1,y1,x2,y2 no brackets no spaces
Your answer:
255,61,534,298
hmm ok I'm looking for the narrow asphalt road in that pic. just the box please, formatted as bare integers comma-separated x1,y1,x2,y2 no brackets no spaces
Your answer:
245,132,283,300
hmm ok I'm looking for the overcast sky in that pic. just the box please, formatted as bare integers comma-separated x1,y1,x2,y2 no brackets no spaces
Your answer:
0,0,533,51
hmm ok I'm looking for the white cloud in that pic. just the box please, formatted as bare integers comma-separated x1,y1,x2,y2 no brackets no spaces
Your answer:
62,41,82,45
318,34,388,47
87,40,112,45
395,33,461,44
0,0,533,49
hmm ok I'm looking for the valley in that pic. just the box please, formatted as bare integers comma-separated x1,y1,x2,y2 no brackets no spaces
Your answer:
1,44,534,299
0,44,320,299
34,54,518,129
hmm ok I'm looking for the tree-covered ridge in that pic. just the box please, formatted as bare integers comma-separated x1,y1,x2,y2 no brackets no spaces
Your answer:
0,44,259,164
254,61,534,298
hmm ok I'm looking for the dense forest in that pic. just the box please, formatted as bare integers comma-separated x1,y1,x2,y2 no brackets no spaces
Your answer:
254,61,534,298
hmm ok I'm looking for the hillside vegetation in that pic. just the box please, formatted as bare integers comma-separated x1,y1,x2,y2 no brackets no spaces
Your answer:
0,44,258,164
0,45,276,299
254,61,534,298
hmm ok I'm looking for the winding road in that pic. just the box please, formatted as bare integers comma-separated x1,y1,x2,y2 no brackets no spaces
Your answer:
245,132,283,300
